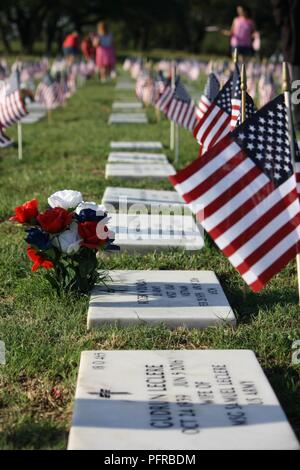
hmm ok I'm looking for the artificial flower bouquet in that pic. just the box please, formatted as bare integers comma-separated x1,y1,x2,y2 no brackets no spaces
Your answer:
10,190,118,294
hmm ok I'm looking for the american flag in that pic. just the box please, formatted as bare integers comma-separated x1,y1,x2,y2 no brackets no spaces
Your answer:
155,77,198,131
135,73,153,104
193,65,254,152
35,73,64,110
154,71,167,102
196,73,220,120
169,95,300,292
0,70,28,128
230,64,242,129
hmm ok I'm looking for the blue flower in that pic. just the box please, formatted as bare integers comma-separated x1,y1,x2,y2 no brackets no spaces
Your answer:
75,209,107,223
25,227,52,250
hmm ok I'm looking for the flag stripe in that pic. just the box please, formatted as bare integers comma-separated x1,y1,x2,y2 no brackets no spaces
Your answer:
220,187,298,255
235,212,300,275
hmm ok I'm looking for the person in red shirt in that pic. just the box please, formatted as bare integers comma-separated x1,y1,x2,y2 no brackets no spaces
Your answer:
63,31,80,64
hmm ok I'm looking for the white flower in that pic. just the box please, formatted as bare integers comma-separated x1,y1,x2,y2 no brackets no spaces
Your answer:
75,201,106,216
48,190,83,210
52,223,82,254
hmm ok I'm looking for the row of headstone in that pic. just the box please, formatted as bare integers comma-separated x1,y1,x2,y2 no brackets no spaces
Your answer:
110,79,147,123
106,139,175,180
66,80,300,450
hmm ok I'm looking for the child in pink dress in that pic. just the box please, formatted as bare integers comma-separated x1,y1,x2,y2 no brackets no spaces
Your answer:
94,22,116,82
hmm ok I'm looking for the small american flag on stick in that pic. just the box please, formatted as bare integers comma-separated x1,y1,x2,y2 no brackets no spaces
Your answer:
196,73,220,120
194,65,254,152
155,77,198,132
0,70,28,128
35,73,64,110
170,95,300,292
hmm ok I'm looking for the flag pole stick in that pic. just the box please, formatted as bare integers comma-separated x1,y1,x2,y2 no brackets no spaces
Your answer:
175,123,180,165
17,122,23,161
17,67,23,161
47,109,52,124
170,61,176,150
233,48,238,66
240,63,247,298
241,63,247,123
282,61,300,305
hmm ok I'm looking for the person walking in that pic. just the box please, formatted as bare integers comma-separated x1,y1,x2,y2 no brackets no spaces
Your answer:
94,21,116,82
221,5,256,61
271,0,300,130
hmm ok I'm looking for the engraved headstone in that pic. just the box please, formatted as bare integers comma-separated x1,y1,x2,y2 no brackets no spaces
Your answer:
107,213,204,252
27,102,47,113
105,163,175,179
108,152,168,164
102,187,187,211
108,113,148,124
115,82,135,90
68,350,300,450
87,270,235,328
112,102,142,109
21,113,45,124
110,141,163,150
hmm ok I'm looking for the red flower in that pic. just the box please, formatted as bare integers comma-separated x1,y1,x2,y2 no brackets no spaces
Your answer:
78,221,108,249
10,199,39,224
27,247,54,272
37,207,73,233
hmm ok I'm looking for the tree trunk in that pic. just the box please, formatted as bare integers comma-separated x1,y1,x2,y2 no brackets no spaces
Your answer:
0,28,12,53
45,15,59,55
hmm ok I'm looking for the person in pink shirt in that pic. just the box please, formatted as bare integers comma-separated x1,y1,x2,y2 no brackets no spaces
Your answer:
222,5,256,60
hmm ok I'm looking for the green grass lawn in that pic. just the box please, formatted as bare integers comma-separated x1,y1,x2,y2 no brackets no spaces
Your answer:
0,72,300,449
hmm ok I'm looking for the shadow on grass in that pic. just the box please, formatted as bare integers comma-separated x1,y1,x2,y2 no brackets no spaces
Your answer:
265,366,300,440
219,273,299,323
5,419,67,450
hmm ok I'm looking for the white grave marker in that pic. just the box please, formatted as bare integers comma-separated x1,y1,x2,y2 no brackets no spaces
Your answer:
110,141,163,150
105,163,175,180
112,102,142,109
21,113,45,124
68,350,300,450
109,113,148,124
107,213,203,252
115,82,135,90
108,152,168,164
87,270,235,328
102,187,187,211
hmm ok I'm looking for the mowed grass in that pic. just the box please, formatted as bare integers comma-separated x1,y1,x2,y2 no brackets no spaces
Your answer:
0,71,300,450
